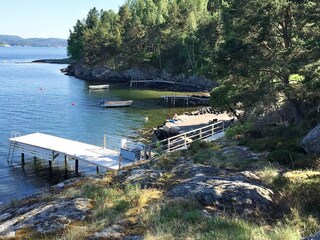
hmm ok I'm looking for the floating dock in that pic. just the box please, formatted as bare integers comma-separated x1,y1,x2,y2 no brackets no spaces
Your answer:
7,133,134,174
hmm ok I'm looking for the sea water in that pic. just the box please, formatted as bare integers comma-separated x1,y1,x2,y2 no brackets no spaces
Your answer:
0,46,192,205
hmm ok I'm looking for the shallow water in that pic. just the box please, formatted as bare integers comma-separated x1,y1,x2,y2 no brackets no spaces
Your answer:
0,46,197,205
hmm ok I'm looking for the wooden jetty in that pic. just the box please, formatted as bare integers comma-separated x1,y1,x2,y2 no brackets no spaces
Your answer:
130,78,176,87
162,95,210,106
7,133,134,175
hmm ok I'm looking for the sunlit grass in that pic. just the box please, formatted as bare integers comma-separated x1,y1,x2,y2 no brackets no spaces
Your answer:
256,165,280,185
142,198,301,240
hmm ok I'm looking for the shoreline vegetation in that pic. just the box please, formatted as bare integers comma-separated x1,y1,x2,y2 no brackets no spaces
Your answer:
0,109,320,239
32,58,74,64
1,0,319,238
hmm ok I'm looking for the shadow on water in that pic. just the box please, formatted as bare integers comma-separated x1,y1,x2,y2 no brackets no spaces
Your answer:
0,156,93,205
8,157,80,185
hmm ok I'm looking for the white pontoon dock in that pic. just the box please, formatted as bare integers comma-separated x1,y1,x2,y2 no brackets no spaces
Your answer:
8,133,133,174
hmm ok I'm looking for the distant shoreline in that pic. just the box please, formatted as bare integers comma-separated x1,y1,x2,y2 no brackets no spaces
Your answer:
32,58,73,64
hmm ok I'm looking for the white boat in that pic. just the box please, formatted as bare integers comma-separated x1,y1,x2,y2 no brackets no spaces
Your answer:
89,84,109,90
101,100,133,108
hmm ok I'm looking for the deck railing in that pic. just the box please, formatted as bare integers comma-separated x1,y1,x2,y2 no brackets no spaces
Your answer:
149,120,224,155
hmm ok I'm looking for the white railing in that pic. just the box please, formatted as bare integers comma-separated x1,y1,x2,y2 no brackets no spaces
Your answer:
150,121,224,154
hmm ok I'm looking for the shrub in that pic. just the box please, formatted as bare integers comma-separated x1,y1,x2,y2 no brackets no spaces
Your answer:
81,184,107,202
267,150,297,166
225,122,254,140
192,149,214,164
188,140,214,154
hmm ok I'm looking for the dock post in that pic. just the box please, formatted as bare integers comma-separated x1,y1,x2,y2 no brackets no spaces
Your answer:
21,153,25,165
75,159,79,176
118,154,122,169
144,146,147,159
64,156,68,178
212,124,214,135
49,161,53,182
96,166,99,174
148,145,153,165
103,134,107,149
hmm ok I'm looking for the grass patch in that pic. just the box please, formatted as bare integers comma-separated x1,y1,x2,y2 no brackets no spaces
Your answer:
282,171,320,214
256,165,280,185
142,198,301,240
188,140,266,171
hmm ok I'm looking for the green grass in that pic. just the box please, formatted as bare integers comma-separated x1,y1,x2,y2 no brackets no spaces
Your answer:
256,164,280,185
187,140,266,170
142,198,301,240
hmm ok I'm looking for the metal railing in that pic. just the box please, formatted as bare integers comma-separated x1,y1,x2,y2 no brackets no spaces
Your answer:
149,120,225,154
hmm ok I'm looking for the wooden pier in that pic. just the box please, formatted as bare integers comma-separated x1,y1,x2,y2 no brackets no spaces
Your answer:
130,78,176,87
7,133,134,175
162,95,210,106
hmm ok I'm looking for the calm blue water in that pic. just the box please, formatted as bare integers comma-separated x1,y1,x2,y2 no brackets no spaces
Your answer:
0,47,148,205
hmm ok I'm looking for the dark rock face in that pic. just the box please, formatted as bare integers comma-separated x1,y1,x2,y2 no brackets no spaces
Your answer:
64,62,217,91
153,125,182,141
174,75,217,91
300,123,320,154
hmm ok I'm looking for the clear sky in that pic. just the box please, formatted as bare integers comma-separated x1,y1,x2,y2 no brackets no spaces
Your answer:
0,0,126,39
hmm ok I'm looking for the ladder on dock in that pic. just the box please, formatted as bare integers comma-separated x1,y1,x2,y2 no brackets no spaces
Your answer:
7,131,20,163
6,132,130,170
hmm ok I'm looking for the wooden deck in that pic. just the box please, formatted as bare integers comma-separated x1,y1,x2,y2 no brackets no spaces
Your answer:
8,133,133,170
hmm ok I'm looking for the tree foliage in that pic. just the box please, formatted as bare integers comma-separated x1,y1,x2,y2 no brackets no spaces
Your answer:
211,0,320,123
67,0,320,124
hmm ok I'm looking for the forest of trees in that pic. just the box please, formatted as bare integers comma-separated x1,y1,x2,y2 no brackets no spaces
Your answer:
68,0,319,124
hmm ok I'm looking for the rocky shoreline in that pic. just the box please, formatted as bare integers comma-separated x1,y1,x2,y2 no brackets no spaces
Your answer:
62,62,217,92
1,131,319,239
0,141,274,239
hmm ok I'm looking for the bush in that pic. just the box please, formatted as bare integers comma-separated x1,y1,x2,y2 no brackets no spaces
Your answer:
192,149,214,164
188,140,216,154
267,150,297,166
225,122,254,140
81,184,107,202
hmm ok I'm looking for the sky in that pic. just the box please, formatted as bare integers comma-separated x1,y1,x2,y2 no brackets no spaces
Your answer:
0,0,126,39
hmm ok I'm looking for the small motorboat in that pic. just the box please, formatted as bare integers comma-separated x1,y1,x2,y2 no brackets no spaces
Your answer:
100,100,133,108
89,84,109,90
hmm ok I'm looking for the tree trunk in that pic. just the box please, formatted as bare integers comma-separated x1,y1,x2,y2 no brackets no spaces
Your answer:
288,98,303,124
225,102,244,124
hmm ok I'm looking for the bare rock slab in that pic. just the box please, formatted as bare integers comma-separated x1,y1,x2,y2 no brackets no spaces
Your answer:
0,198,92,237
300,123,320,154
169,163,273,214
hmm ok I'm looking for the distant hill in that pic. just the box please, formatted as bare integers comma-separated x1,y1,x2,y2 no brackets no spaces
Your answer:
0,35,67,47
